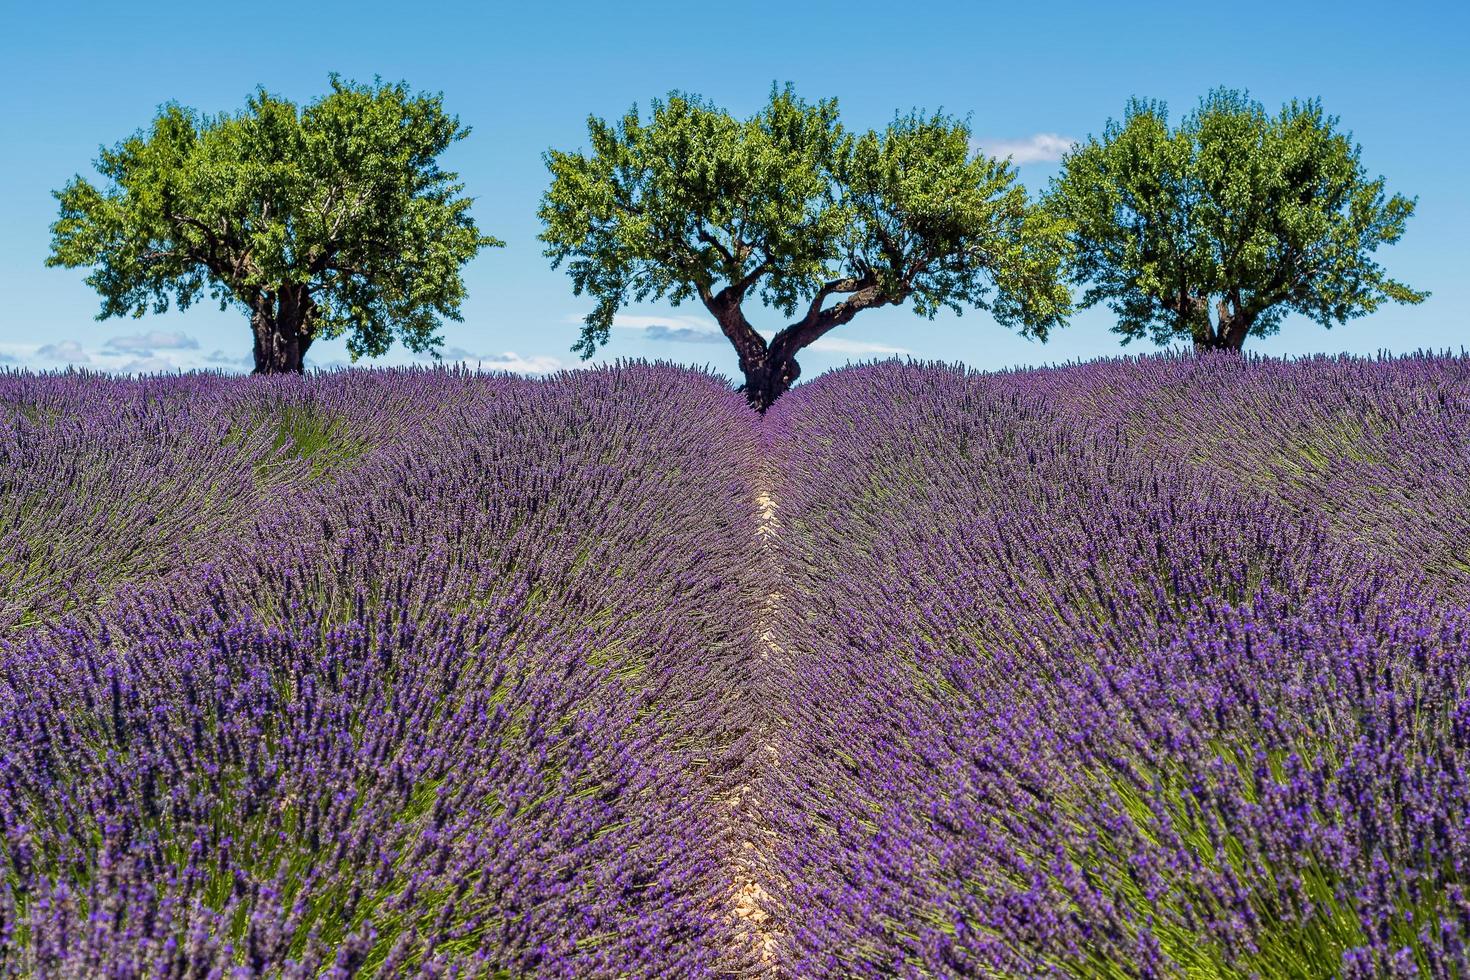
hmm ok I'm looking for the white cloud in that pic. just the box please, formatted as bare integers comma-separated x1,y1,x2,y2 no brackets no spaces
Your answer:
565,312,727,342
473,351,565,374
805,336,912,356
614,314,725,344
104,330,200,353
115,356,177,375
574,311,909,357
204,349,253,368
606,313,715,332
753,329,910,356
973,132,1075,165
17,339,189,374
35,340,91,364
3,338,566,376
643,324,725,344
422,347,565,374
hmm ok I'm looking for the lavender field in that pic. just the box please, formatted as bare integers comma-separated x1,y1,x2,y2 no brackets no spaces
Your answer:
4,354,1470,977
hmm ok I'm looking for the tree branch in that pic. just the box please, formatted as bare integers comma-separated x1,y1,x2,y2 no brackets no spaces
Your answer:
168,212,222,250
872,221,907,270
168,212,236,282
328,184,373,241
802,274,868,325
702,287,768,371
775,281,889,359
695,227,734,267
694,227,772,301
730,256,773,299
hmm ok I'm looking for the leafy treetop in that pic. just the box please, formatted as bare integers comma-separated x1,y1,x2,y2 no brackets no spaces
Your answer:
48,75,501,372
539,85,1071,408
1045,88,1425,351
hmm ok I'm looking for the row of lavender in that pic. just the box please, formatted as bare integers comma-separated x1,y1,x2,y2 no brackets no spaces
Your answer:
1034,353,1470,602
7,354,1470,976
0,365,766,975
763,356,1470,977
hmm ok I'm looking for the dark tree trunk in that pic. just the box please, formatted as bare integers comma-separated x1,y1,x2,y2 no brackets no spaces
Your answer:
706,277,888,411
705,294,801,411
250,290,314,374
741,355,801,412
1191,300,1253,354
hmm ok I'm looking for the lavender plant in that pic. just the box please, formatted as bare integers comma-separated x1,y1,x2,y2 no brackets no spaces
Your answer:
5,354,1470,976
764,357,1470,977
1,364,766,975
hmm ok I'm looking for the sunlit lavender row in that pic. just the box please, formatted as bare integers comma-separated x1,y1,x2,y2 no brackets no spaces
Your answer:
764,356,1470,977
1,365,765,975
6,354,1470,977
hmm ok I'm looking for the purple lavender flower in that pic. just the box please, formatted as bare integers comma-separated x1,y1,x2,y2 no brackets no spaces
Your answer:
6,353,1470,976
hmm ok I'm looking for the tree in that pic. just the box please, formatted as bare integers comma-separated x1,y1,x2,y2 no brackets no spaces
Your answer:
538,86,1071,409
47,76,501,374
1045,89,1426,353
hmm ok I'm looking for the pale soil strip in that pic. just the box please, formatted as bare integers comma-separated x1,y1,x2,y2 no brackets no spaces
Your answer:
727,486,785,971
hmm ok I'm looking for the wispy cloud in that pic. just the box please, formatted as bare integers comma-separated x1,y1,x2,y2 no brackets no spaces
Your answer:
754,331,910,356
564,312,727,344
3,338,565,376
805,336,912,356
204,349,253,368
594,313,722,338
115,356,178,375
476,351,565,374
579,311,910,357
22,338,199,373
973,132,1075,165
423,346,565,374
644,324,725,344
35,340,91,363
104,330,200,353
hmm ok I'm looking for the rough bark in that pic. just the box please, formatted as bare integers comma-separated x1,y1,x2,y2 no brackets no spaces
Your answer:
1192,330,1245,353
707,278,893,412
705,292,788,411
250,289,315,374
741,355,801,412
1190,298,1254,353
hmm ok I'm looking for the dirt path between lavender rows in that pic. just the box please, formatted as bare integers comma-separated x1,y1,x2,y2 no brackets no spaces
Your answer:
726,485,786,972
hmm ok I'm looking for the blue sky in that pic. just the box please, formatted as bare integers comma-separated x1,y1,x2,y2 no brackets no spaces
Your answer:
1,0,1465,381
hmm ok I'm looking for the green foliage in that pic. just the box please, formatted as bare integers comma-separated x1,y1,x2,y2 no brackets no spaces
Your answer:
1045,89,1425,350
540,86,842,356
840,112,1074,332
538,85,1071,380
1048,750,1450,979
47,75,501,367
255,406,369,482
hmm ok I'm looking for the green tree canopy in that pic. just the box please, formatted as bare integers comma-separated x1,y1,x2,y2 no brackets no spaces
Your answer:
539,85,1071,409
1045,88,1425,352
48,75,501,373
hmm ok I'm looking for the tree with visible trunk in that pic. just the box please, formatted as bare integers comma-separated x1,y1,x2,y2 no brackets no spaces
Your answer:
1045,89,1426,353
538,86,1071,410
47,76,501,374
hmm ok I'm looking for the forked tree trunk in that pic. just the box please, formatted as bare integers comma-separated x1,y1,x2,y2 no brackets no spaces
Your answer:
250,291,315,374
1192,305,1254,354
711,279,887,410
